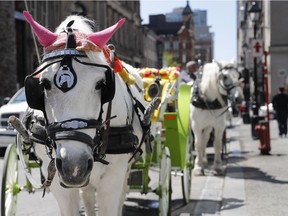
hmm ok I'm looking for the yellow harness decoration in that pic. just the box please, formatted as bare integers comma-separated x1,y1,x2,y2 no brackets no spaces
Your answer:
119,67,136,85
137,66,180,121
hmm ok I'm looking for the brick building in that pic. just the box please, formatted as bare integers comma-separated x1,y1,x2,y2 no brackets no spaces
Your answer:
144,1,213,69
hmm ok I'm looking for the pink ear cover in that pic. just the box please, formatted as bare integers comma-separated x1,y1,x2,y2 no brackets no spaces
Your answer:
23,11,57,47
88,18,126,48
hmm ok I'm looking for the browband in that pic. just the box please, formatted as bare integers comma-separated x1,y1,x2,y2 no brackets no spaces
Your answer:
42,49,87,62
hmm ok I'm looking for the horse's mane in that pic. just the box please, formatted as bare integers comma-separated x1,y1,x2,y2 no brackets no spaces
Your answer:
200,62,220,101
55,15,96,35
201,61,238,106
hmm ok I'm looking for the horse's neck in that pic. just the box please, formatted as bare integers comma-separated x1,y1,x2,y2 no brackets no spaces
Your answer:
110,74,144,126
205,89,227,106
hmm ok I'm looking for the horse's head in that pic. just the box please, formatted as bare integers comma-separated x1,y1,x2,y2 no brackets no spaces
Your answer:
23,11,125,188
215,61,244,105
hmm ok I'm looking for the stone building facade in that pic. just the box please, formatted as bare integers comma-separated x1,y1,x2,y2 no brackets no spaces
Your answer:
0,0,158,98
237,0,288,103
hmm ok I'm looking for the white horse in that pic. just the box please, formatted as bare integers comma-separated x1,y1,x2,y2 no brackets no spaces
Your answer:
22,11,148,216
190,61,243,176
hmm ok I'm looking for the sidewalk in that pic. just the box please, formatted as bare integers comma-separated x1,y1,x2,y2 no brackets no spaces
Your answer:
221,117,288,216
185,117,288,216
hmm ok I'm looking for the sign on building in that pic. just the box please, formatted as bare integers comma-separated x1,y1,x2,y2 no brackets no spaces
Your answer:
251,39,263,57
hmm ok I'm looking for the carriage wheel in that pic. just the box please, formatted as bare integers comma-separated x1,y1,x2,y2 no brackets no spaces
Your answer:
181,129,194,204
158,147,172,216
1,144,19,216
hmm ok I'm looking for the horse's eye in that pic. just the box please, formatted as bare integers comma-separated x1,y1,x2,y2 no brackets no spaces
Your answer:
95,79,105,90
40,78,51,90
223,75,228,80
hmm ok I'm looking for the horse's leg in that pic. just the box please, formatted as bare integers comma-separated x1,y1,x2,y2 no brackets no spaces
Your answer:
49,178,80,216
80,184,96,216
193,127,205,176
213,126,225,175
35,146,80,216
96,155,130,216
120,166,131,213
202,127,213,167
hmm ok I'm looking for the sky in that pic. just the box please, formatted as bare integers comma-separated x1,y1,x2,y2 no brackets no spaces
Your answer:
140,0,237,62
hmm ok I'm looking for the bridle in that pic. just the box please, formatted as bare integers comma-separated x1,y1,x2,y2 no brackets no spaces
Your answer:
25,24,116,164
218,65,241,94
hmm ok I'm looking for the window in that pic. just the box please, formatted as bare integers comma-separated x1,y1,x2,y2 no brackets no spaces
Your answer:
183,40,186,49
182,54,186,63
71,2,87,16
173,41,178,50
164,41,170,50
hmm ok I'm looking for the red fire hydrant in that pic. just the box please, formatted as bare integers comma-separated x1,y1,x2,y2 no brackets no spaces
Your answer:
255,120,271,155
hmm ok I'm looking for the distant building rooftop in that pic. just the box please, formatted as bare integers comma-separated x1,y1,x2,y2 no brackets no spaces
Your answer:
145,14,182,35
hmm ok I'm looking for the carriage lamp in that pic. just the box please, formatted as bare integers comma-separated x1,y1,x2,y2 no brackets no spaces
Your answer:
248,1,262,139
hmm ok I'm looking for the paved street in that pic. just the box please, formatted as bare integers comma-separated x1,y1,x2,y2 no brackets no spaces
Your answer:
221,117,288,216
1,117,288,215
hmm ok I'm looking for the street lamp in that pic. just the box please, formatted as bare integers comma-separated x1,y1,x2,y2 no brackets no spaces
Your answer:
248,1,262,139
242,43,251,124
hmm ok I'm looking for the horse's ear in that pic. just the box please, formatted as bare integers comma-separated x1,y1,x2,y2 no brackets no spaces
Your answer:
213,60,222,69
88,18,126,48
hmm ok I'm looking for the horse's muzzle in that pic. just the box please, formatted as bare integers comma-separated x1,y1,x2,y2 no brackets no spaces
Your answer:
55,154,94,188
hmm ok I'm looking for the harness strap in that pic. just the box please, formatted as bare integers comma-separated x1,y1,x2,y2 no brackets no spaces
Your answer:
217,106,229,117
42,49,87,62
106,125,139,154
124,83,153,162
95,46,115,156
47,119,101,132
52,131,95,148
99,101,113,155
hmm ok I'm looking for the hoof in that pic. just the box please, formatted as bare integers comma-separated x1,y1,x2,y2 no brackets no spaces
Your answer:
193,168,205,176
212,168,224,176
203,160,208,168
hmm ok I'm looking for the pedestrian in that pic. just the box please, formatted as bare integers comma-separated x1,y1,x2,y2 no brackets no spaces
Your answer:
272,86,288,137
180,61,197,84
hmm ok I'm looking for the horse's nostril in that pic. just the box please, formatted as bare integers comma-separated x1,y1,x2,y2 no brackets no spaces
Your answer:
87,158,93,173
56,158,64,176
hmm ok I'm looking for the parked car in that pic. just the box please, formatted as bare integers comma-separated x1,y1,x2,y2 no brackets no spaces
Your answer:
239,101,276,123
0,88,28,148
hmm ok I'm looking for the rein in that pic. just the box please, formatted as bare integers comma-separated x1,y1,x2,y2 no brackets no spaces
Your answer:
124,82,152,162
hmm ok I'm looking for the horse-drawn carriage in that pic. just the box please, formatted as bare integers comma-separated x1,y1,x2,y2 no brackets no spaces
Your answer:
126,67,193,214
1,62,194,216
1,11,194,216
1,10,243,216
